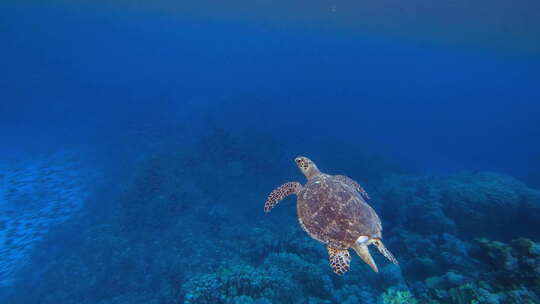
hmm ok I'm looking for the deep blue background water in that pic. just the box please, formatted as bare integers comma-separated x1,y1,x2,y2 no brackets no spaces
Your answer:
2,1,539,185
1,1,540,303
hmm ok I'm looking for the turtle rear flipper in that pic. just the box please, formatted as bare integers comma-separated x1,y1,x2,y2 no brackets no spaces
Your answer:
264,182,302,213
372,238,398,265
328,247,351,275
352,242,378,273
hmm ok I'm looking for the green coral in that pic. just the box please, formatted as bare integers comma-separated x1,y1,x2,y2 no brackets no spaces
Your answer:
381,287,418,304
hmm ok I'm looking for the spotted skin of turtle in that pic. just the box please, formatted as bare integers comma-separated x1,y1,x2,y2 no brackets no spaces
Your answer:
264,156,398,275
264,182,301,213
328,247,351,275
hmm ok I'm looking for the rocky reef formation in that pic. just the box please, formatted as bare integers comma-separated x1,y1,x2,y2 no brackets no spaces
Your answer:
376,172,540,240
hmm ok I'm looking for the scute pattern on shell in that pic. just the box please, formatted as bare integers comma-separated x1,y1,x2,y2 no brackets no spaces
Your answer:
297,174,382,249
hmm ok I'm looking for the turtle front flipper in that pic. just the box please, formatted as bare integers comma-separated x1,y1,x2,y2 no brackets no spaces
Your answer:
327,247,351,275
264,182,302,213
372,238,398,265
352,242,378,273
334,175,370,200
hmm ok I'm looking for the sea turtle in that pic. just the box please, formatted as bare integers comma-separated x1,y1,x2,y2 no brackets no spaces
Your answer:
264,156,398,275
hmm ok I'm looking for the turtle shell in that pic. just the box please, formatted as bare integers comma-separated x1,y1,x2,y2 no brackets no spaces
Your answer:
297,174,382,250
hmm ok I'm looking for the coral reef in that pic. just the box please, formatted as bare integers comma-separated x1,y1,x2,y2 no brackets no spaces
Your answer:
410,237,540,304
182,262,298,304
1,128,540,303
0,151,96,286
377,172,540,240
472,237,540,290
381,287,418,304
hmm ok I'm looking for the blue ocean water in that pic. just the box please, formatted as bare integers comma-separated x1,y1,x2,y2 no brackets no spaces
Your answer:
1,1,540,303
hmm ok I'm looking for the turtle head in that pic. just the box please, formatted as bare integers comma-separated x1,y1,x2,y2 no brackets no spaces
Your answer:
295,156,321,180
